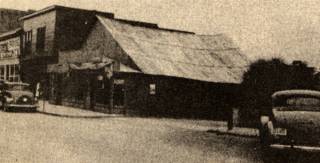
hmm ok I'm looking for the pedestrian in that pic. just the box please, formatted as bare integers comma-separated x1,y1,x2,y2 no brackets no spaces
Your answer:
35,82,40,101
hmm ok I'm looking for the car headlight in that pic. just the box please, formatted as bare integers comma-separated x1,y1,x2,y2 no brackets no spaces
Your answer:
22,97,28,102
5,97,14,103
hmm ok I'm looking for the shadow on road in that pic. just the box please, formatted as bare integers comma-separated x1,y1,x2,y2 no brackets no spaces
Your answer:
36,111,122,119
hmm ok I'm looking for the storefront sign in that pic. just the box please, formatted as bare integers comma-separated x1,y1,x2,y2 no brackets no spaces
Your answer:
0,37,20,60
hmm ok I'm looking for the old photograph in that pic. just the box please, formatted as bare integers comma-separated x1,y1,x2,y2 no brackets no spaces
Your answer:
0,0,320,162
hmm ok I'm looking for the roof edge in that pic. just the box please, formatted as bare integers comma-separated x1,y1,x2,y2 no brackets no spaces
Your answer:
0,28,22,41
20,5,114,21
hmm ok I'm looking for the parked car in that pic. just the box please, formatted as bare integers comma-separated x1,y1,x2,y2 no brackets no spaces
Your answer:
0,81,38,112
260,90,320,152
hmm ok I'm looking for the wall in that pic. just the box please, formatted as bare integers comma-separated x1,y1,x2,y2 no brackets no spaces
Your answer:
22,10,57,58
118,73,238,120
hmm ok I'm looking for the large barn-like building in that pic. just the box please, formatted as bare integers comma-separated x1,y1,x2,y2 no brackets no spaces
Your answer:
20,5,250,120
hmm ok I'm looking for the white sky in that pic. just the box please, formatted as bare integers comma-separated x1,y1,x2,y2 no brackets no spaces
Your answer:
1,0,320,61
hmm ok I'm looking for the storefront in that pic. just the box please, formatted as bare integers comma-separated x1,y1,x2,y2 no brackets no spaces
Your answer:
0,28,21,82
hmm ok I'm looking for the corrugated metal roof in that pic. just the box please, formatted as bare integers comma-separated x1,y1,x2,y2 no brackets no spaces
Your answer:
97,16,250,83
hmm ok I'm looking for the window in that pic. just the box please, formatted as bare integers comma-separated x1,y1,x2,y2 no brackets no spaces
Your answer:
36,27,46,52
149,83,156,95
24,30,32,55
0,65,19,82
6,65,20,82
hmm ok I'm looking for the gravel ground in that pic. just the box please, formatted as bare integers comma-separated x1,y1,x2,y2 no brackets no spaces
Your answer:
0,106,264,163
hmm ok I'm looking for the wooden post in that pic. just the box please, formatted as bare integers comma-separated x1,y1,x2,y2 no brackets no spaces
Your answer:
109,78,114,114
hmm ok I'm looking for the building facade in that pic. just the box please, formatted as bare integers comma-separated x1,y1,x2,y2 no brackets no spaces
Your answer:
19,5,114,93
0,28,22,82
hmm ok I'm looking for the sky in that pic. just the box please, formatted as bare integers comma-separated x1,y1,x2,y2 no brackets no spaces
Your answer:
1,0,320,63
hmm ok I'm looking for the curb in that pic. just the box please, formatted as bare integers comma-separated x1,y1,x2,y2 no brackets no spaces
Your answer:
36,110,123,119
207,129,259,138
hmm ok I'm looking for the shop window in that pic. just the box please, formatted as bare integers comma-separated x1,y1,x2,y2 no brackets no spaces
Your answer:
114,79,125,107
36,27,46,52
149,83,156,95
6,64,20,82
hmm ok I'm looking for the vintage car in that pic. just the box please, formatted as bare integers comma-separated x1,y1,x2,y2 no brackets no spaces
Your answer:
260,90,320,152
0,81,38,112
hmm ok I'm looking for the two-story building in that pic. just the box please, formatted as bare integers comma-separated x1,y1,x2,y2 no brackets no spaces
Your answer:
0,28,22,82
19,5,114,93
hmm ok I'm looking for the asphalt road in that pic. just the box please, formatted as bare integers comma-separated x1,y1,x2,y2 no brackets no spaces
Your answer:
0,109,319,163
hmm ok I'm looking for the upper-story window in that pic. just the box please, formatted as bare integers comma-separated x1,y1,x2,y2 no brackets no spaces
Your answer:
36,27,46,52
23,30,32,56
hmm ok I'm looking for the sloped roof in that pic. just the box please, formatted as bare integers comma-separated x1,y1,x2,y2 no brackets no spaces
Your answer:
0,28,21,41
97,16,250,83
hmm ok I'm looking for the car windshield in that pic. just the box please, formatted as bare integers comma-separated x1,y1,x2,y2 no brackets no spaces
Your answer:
286,97,320,106
6,84,30,91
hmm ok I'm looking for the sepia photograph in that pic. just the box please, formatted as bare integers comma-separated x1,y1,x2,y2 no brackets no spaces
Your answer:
0,0,320,162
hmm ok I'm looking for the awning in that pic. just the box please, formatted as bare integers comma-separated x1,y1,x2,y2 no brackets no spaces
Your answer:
118,63,141,73
47,64,69,73
69,61,112,70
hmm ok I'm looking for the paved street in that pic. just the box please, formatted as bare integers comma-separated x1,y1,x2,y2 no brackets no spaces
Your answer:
0,104,319,163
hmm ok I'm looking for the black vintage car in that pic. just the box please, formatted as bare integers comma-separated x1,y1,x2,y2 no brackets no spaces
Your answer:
0,81,38,112
260,90,320,152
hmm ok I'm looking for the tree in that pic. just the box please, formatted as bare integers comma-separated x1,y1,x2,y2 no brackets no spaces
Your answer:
239,58,316,127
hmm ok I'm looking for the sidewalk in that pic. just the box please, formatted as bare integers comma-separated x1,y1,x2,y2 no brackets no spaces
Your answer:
36,100,121,118
36,101,259,137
